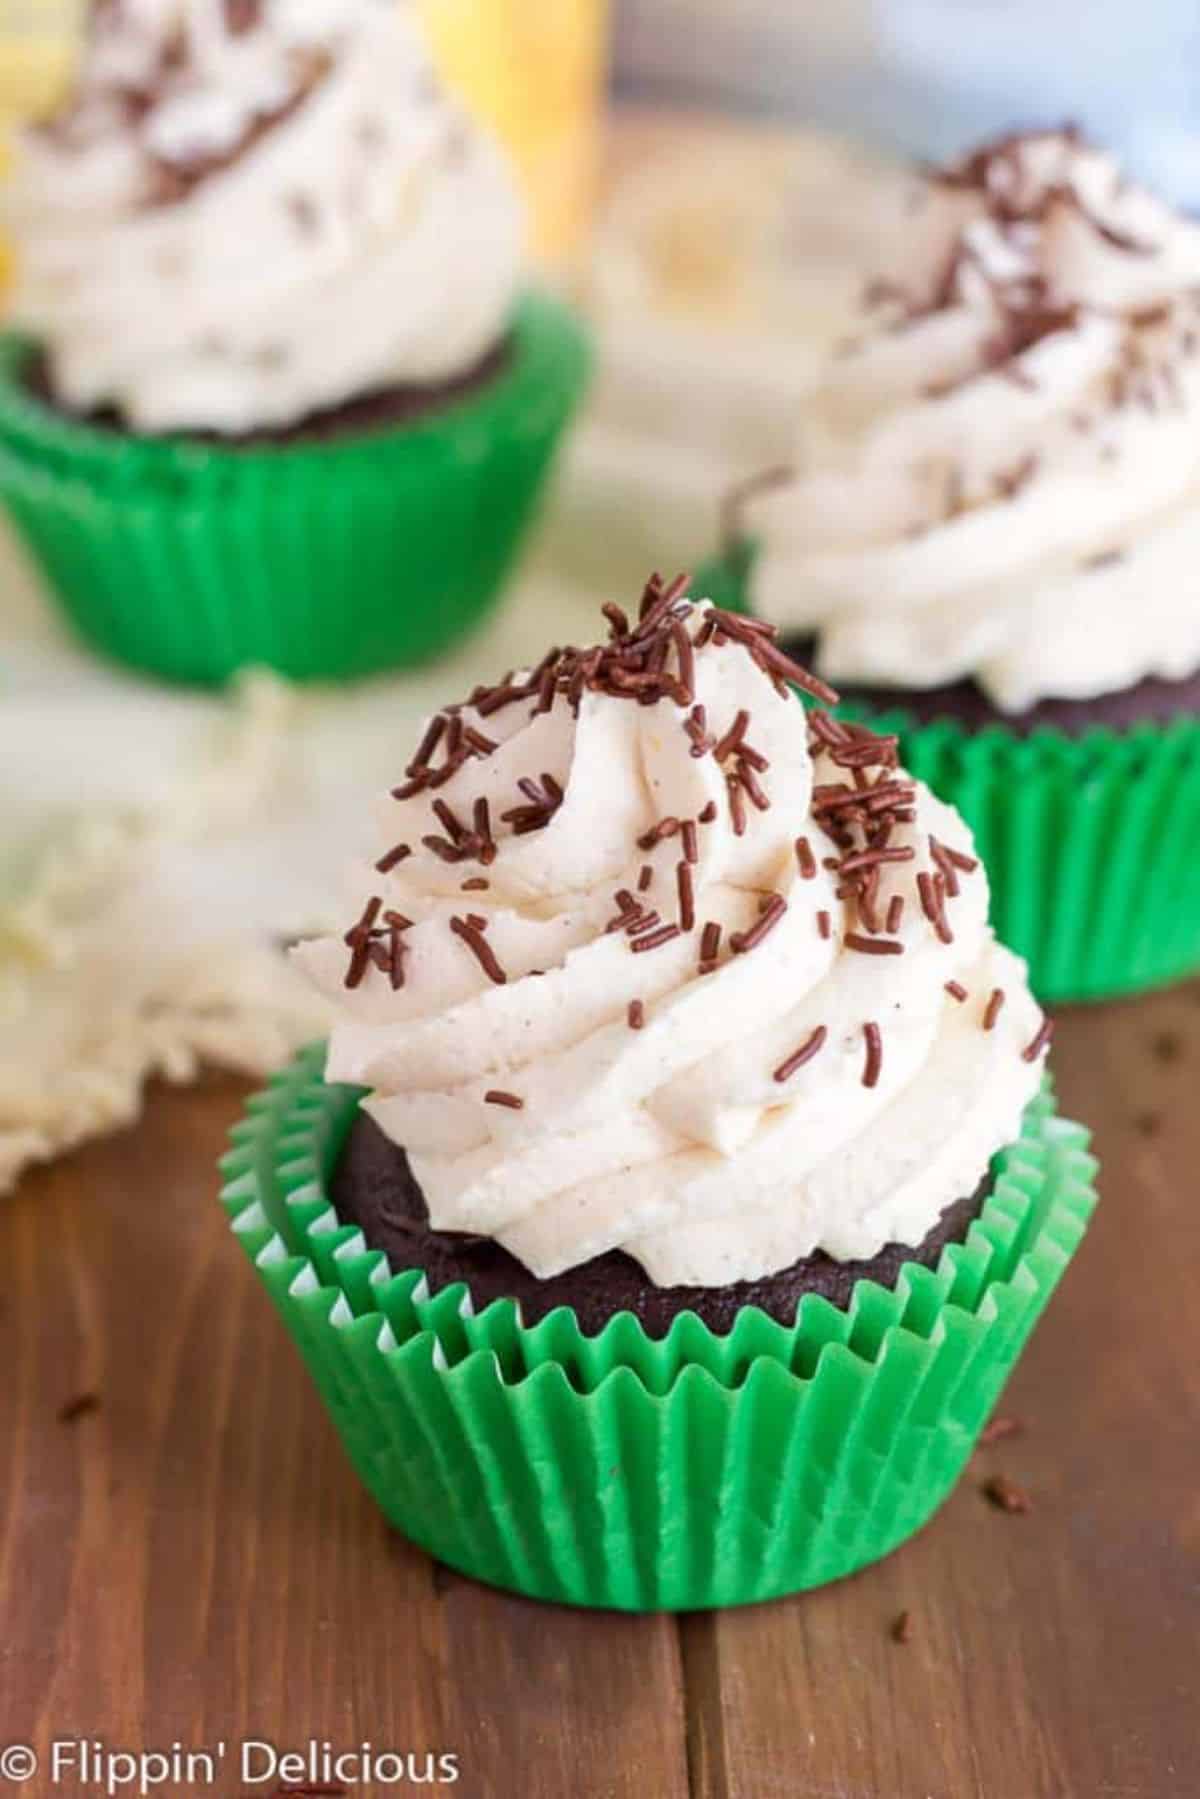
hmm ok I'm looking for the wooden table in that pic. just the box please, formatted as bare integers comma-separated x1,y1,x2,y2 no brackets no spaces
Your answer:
2,984,1198,1799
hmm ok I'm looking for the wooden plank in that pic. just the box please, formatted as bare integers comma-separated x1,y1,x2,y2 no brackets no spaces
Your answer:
0,1074,690,1799
3,990,1198,1796
683,982,1200,1799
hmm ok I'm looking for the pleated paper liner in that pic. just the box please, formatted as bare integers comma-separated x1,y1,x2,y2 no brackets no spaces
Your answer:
219,1042,1097,1611
0,290,590,685
695,547,1200,1004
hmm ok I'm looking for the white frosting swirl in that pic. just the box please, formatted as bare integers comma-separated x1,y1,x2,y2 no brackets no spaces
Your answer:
744,130,1200,712
7,0,523,433
296,589,1049,1288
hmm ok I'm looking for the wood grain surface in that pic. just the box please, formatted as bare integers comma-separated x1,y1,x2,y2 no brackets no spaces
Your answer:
1,985,1197,1798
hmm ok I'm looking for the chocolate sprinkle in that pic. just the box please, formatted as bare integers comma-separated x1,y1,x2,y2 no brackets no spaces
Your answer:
676,860,696,933
343,894,383,988
631,923,683,954
449,916,507,986
773,1025,828,1083
58,1391,100,1425
917,871,954,944
862,1021,883,1088
982,1473,1031,1514
638,816,681,851
1022,1017,1055,1062
945,980,969,1003
628,999,645,1030
698,920,722,973
982,988,1006,1030
484,1089,524,1110
374,842,412,873
978,1414,1025,1447
730,894,787,954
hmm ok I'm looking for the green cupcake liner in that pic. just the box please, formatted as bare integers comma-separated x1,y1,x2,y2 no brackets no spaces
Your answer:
697,548,1200,1004
0,291,590,685
218,1042,1096,1611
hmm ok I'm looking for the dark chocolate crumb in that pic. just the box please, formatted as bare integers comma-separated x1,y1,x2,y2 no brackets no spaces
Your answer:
58,1392,100,1425
982,1473,1031,1514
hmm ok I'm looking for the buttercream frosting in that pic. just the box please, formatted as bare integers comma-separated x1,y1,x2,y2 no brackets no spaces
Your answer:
742,129,1200,712
296,579,1051,1288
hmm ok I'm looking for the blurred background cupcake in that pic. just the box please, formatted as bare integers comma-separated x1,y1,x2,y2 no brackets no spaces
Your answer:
0,0,590,684
713,128,1200,1004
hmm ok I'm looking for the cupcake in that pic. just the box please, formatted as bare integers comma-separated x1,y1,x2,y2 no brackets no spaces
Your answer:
712,127,1200,1002
221,576,1096,1610
0,0,589,684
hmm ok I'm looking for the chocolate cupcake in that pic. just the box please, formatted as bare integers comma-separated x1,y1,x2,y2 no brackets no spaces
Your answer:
714,127,1200,1000
221,576,1096,1610
0,0,588,683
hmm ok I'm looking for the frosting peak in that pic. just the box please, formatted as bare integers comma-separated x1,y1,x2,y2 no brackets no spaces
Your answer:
744,128,1200,712
8,0,523,432
297,578,1050,1289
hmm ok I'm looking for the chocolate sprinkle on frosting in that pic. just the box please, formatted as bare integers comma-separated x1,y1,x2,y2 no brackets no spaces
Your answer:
449,916,507,986
631,922,683,954
730,894,787,955
862,1021,883,1088
375,842,411,873
773,1025,828,1083
982,987,1006,1030
844,932,904,956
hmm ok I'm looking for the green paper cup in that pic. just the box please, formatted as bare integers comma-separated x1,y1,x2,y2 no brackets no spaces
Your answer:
219,1042,1096,1612
696,548,1200,1004
0,291,590,686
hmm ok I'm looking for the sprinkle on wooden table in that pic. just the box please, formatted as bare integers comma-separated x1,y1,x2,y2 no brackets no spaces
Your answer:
978,1415,1025,1447
982,1473,1031,1514
57,1392,100,1425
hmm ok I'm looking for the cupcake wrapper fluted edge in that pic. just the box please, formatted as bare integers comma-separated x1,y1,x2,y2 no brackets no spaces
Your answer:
218,1043,1096,1611
0,291,590,686
697,548,1200,1004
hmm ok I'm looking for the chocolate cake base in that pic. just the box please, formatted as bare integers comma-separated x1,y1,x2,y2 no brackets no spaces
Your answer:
330,1109,991,1337
782,633,1200,738
23,333,512,447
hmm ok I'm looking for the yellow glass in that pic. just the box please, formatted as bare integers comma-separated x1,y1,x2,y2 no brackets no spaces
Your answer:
418,0,609,267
